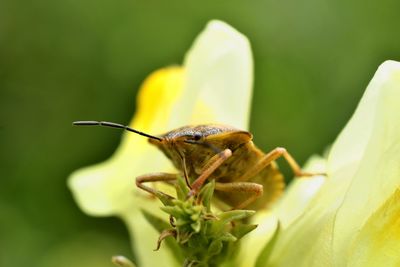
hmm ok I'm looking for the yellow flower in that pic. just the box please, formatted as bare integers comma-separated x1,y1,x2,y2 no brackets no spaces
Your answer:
68,20,253,267
257,61,400,267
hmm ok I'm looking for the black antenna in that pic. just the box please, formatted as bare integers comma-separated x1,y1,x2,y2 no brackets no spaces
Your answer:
73,121,162,141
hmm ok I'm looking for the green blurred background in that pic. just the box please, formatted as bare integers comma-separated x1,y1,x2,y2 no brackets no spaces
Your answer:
1,0,399,266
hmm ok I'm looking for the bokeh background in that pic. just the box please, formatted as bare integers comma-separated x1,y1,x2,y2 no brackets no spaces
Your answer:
1,1,400,266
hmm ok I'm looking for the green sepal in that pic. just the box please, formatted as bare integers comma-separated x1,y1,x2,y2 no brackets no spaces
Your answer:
207,233,237,257
212,210,255,234
208,240,223,256
161,206,183,218
218,232,237,242
175,218,190,227
175,176,190,200
190,213,200,221
141,209,170,230
154,191,175,206
190,221,201,233
232,223,258,239
218,210,255,223
198,180,215,212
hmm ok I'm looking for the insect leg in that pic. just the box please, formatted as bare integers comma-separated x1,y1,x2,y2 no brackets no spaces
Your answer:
188,149,232,195
215,182,263,209
237,147,323,182
136,172,178,199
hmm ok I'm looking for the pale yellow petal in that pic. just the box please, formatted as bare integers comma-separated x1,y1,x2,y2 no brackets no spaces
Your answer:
122,207,180,267
243,156,326,267
262,150,339,264
169,20,253,130
348,189,400,267
273,155,326,228
332,60,400,266
239,211,278,267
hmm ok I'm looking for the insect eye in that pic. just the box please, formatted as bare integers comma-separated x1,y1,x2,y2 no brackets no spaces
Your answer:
193,134,202,141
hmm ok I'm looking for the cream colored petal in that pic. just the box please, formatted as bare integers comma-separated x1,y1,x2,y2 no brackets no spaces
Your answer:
257,157,336,267
239,211,278,267
169,20,253,130
264,61,400,267
122,207,180,267
272,155,327,228
348,189,400,267
332,60,400,266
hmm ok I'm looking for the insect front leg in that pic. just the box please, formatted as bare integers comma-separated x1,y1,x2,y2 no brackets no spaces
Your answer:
136,172,178,200
237,147,324,182
188,149,232,196
215,181,263,210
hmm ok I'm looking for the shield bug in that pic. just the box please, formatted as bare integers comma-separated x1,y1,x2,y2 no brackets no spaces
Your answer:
73,121,319,210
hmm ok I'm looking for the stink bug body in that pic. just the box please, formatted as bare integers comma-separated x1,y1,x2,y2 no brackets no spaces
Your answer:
73,121,316,210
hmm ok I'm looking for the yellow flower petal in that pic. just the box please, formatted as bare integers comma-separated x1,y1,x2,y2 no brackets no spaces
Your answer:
331,61,400,266
170,20,253,130
273,155,327,228
131,67,184,131
348,189,400,267
239,211,278,267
